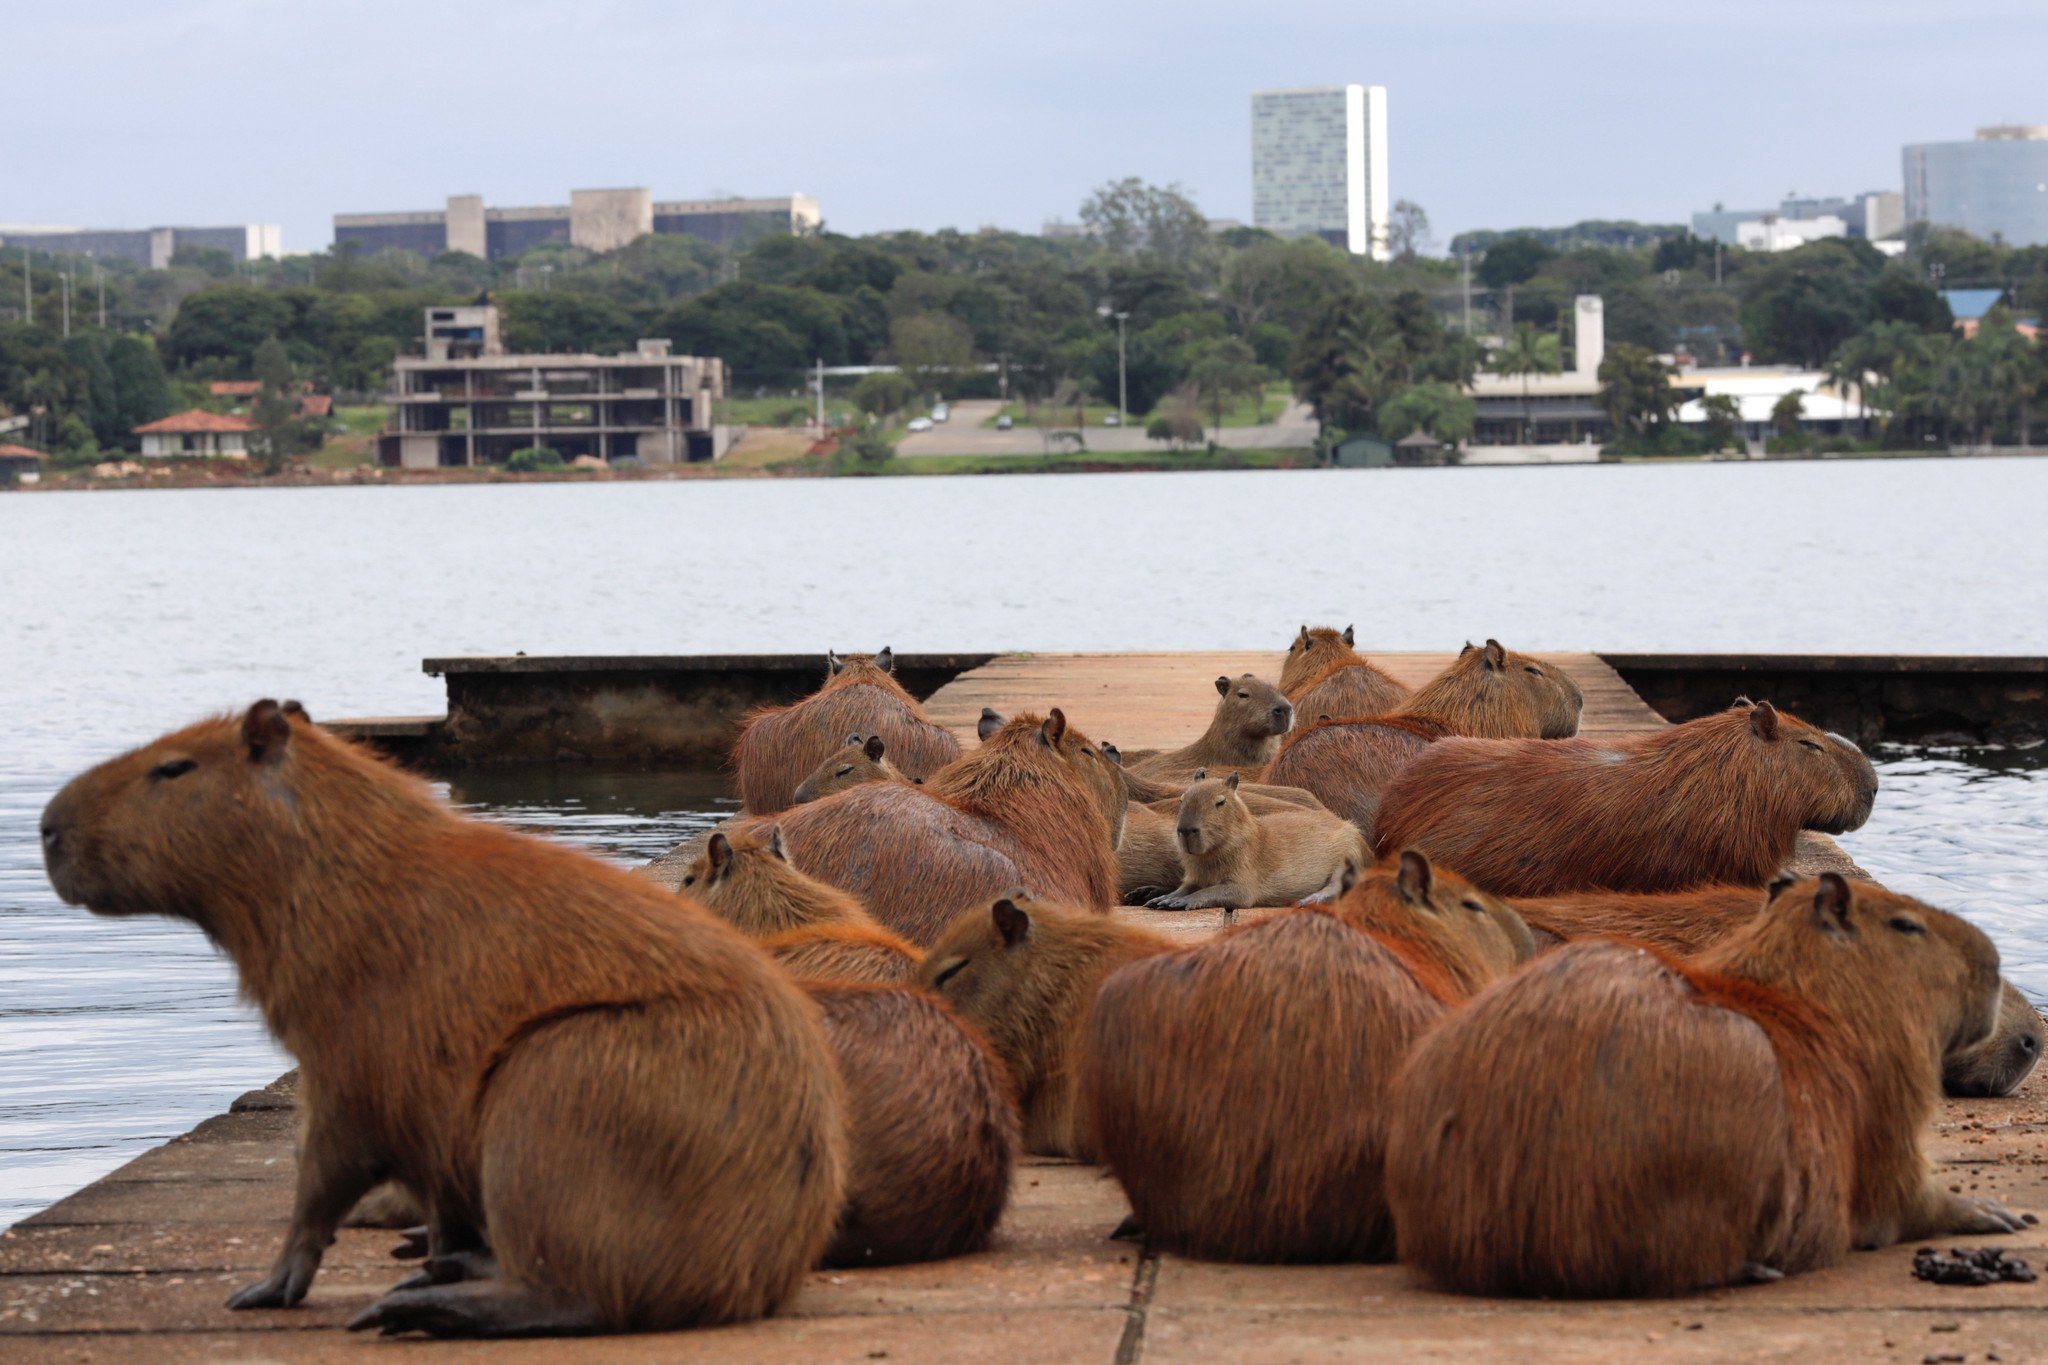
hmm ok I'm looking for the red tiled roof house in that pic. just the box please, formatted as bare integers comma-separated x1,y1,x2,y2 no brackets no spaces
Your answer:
133,410,254,459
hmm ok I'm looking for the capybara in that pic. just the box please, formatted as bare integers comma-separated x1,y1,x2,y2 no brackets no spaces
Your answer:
792,733,907,805
918,891,1175,1158
732,648,960,815
1372,700,1879,897
1279,625,1409,722
1083,851,1534,1262
805,983,1019,1267
1262,641,1583,834
745,709,1124,945
763,923,924,985
1122,675,1294,782
1515,882,2044,1098
678,824,875,937
39,702,846,1337
1385,875,2023,1297
1117,801,1186,905
1148,772,1371,911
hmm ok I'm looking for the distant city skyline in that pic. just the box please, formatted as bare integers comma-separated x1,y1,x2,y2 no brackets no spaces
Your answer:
2,0,2043,256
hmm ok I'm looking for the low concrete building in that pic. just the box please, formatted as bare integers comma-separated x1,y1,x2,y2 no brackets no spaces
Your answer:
1692,192,1903,247
1467,295,1610,445
1671,367,1863,444
336,190,820,260
379,305,727,468
0,224,280,267
1736,213,1848,252
134,410,253,458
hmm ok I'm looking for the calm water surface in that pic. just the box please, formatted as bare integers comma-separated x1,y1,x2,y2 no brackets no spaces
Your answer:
4,459,2046,1226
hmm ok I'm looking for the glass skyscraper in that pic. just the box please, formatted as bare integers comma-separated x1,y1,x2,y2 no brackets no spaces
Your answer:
1250,85,1389,260
1903,127,2048,248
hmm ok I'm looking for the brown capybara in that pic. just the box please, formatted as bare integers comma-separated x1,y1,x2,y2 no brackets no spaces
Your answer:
39,702,846,1338
805,983,1019,1267
763,923,924,985
1261,641,1583,834
1122,675,1294,782
1279,625,1409,722
745,709,1125,946
1385,875,2022,1297
792,733,909,805
1372,700,1879,897
918,891,1175,1158
1148,772,1371,911
678,823,874,938
733,648,960,815
1514,882,2045,1098
1083,851,1534,1262
1117,801,1186,905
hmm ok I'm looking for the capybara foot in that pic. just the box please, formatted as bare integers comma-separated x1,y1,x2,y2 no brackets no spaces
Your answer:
226,1253,317,1310
1109,1214,1144,1241
347,1281,602,1338
1945,1196,2028,1235
392,1249,501,1291
391,1225,430,1261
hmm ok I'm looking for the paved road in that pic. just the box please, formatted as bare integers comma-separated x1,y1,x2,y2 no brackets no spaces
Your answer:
897,399,1318,457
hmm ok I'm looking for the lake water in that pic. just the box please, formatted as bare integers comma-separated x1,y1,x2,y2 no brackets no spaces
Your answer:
4,458,2047,1227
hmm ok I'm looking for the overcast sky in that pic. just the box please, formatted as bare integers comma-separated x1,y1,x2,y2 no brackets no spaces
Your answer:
4,0,2043,255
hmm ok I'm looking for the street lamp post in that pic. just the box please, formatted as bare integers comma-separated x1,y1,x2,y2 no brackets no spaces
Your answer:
1096,304,1129,423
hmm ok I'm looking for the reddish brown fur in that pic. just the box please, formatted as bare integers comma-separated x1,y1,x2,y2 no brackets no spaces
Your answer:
1372,702,1880,896
1396,640,1584,739
1081,854,1534,1261
763,923,924,985
791,734,910,805
679,825,875,937
1258,714,1445,834
745,711,1124,946
40,704,845,1336
804,983,1020,1267
1124,675,1295,782
1385,878,2016,1297
1116,801,1186,904
1280,626,1410,721
732,653,960,815
918,892,1175,1158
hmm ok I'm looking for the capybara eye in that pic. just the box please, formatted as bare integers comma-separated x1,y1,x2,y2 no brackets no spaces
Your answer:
836,766,853,777
681,875,695,887
149,758,197,781
1798,740,1824,753
1524,666,1544,677
1462,899,1487,913
930,959,968,989
1236,691,1249,699
1887,917,1927,936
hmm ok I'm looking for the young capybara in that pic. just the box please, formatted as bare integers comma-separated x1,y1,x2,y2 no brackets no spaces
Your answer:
1385,875,2023,1297
1372,700,1879,897
1278,625,1409,722
917,891,1175,1158
39,702,846,1338
1261,641,1583,834
792,733,908,805
1083,851,1534,1262
1117,800,1186,905
762,923,924,985
678,823,874,937
1515,882,2045,1098
733,648,960,815
1122,675,1295,782
743,709,1125,945
805,983,1019,1267
1147,772,1371,911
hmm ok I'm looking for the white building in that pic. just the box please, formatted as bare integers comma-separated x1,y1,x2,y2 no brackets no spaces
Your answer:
1251,85,1389,260
1735,214,1848,252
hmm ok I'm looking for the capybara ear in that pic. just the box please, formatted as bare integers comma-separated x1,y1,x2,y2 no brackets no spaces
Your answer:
1040,709,1067,747
1460,640,1476,656
1812,872,1853,936
1767,871,1798,900
978,707,1005,741
1395,848,1435,906
762,824,789,862
1483,639,1507,670
876,646,894,673
991,896,1031,947
845,732,862,746
1193,767,1207,779
1336,858,1360,898
1392,855,1441,908
706,832,735,879
1225,771,1241,791
1749,701,1781,741
1297,625,1310,643
242,700,291,766
1731,695,1754,709
1343,624,1355,646
281,700,310,722
1215,676,1230,696
826,649,843,676
1101,742,1122,766
863,735,886,762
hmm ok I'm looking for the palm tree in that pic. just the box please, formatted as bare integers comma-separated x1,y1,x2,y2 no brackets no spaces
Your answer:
1492,326,1561,444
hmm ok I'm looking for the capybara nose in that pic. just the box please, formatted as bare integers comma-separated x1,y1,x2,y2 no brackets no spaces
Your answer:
40,823,61,857
1272,705,1294,728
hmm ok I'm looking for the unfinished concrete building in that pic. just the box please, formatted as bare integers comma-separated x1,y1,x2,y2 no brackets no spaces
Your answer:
378,304,727,468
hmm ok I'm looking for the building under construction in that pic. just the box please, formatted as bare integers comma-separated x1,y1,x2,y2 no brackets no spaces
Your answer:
377,304,727,468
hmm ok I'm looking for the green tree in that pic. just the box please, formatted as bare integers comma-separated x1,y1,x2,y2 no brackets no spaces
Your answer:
1478,235,1554,329
1378,382,1476,444
850,371,916,421
1738,242,1877,367
1188,337,1261,437
1493,326,1561,443
1077,178,1211,266
1145,384,1204,449
1699,393,1742,452
162,287,295,371
505,446,566,471
499,292,639,354
249,337,301,474
1596,342,1678,437
888,312,974,400
832,429,896,473
1290,292,1382,435
1771,389,1806,437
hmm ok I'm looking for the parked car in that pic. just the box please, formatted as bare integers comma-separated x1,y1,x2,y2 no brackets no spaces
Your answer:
907,417,934,433
995,414,1014,430
932,403,951,423
1102,412,1121,427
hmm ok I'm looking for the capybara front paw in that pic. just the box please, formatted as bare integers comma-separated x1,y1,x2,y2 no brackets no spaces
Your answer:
391,1225,430,1260
226,1266,303,1310
1950,1196,2028,1235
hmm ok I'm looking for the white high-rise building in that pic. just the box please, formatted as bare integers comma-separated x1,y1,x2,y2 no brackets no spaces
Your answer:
1250,85,1389,260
